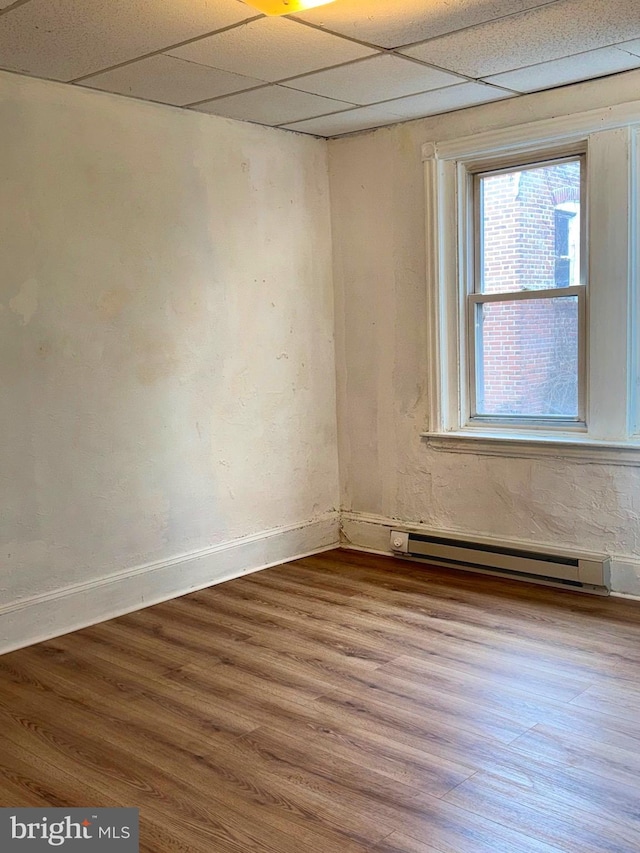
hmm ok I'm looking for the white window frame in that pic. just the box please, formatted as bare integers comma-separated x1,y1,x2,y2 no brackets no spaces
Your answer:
421,103,640,465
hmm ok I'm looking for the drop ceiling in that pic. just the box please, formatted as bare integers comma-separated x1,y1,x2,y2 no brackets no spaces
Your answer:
1,0,640,137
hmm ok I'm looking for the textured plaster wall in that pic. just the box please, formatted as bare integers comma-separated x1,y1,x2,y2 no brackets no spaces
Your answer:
329,71,640,594
0,71,338,607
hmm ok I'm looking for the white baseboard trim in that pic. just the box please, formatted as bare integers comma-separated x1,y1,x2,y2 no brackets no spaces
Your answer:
340,511,640,598
0,513,339,655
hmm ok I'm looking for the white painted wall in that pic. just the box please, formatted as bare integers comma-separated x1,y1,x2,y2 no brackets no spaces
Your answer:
0,71,339,648
329,69,640,596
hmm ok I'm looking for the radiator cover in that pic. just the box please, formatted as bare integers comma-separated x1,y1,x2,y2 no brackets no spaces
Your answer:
390,530,610,593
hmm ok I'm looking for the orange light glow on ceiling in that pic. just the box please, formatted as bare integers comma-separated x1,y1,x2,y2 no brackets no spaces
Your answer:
242,0,336,16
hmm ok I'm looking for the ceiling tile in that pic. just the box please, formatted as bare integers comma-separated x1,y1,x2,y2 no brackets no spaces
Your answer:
78,54,263,106
191,84,353,125
399,0,640,79
0,0,255,82
386,81,514,119
484,47,640,94
282,103,407,136
169,16,376,82
284,54,464,106
293,0,552,50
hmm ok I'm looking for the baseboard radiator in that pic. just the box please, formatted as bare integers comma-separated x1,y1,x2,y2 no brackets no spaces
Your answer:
390,530,610,594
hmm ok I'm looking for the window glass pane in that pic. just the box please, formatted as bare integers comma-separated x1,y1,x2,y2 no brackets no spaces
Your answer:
475,296,579,418
479,160,581,294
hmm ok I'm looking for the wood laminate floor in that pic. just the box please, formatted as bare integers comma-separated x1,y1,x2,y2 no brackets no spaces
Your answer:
1,548,640,852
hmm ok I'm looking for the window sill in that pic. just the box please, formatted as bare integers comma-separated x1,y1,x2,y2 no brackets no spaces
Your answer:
420,430,640,466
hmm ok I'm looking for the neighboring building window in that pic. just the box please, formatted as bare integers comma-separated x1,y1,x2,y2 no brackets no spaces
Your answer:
471,157,585,423
554,209,573,287
554,199,580,288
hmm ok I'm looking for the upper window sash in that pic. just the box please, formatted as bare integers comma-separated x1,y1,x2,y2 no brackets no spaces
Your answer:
471,154,587,296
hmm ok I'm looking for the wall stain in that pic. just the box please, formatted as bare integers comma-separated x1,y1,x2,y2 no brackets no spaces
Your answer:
37,340,53,359
97,286,131,320
9,278,38,325
135,333,179,385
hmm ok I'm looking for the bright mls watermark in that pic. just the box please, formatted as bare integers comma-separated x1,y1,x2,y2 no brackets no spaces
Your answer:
0,809,138,851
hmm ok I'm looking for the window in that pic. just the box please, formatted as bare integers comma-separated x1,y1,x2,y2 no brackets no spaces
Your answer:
470,157,585,425
554,206,579,288
422,110,639,461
